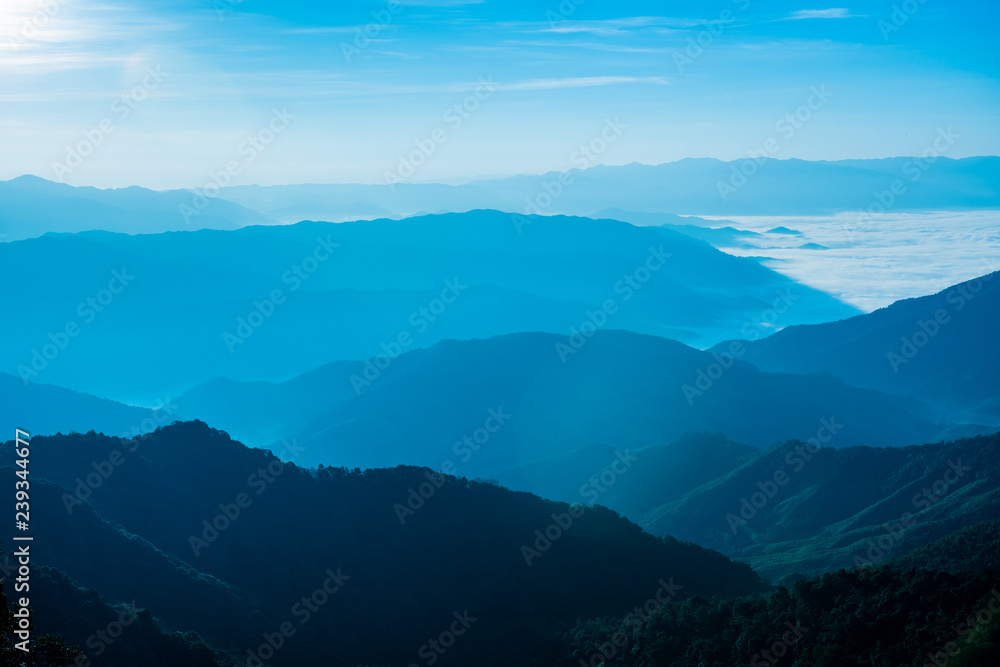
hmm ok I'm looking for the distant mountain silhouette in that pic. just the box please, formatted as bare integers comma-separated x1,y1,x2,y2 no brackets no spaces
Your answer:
215,157,1000,217
6,158,996,243
590,208,733,228
0,211,858,401
0,175,271,241
719,271,1000,423
0,372,164,438
656,224,764,248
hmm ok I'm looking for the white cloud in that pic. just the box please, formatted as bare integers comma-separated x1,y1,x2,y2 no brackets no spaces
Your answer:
514,16,702,36
501,76,669,91
397,0,485,5
504,40,668,54
784,8,861,20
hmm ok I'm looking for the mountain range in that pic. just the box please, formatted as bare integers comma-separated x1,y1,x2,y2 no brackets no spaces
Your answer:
1,422,765,667
723,271,1000,422
217,156,1000,218
0,210,859,402
0,174,269,242
172,329,984,474
3,156,997,242
5,422,1000,666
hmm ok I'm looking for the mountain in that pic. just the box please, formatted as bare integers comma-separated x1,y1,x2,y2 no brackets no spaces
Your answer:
214,180,500,220
468,157,1000,215
1,474,266,652
718,271,1000,423
490,434,759,520
8,424,1000,666
637,431,1000,581
0,211,859,402
173,330,978,477
265,201,397,223
214,157,1000,218
888,520,1000,572
560,567,1000,666
656,224,764,248
590,208,734,228
0,175,272,241
590,209,767,250
0,372,167,438
2,566,234,667
5,158,996,243
0,421,766,667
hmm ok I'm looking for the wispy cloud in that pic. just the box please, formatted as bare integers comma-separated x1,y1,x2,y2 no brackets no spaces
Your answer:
505,40,668,54
514,16,701,37
501,76,669,91
783,8,862,20
314,76,670,97
398,0,485,5
282,26,360,35
374,50,419,59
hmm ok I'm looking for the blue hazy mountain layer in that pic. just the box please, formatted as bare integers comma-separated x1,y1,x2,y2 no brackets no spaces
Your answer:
172,330,987,475
3,157,996,242
0,211,858,402
0,175,271,241
215,157,1000,218
719,271,1000,422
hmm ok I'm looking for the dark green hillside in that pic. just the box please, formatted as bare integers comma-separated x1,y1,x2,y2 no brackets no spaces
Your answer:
1,422,765,666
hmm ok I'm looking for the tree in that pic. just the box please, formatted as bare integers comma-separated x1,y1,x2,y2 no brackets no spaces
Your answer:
1,551,82,666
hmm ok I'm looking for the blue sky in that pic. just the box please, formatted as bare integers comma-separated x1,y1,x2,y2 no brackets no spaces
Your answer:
1,0,998,187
